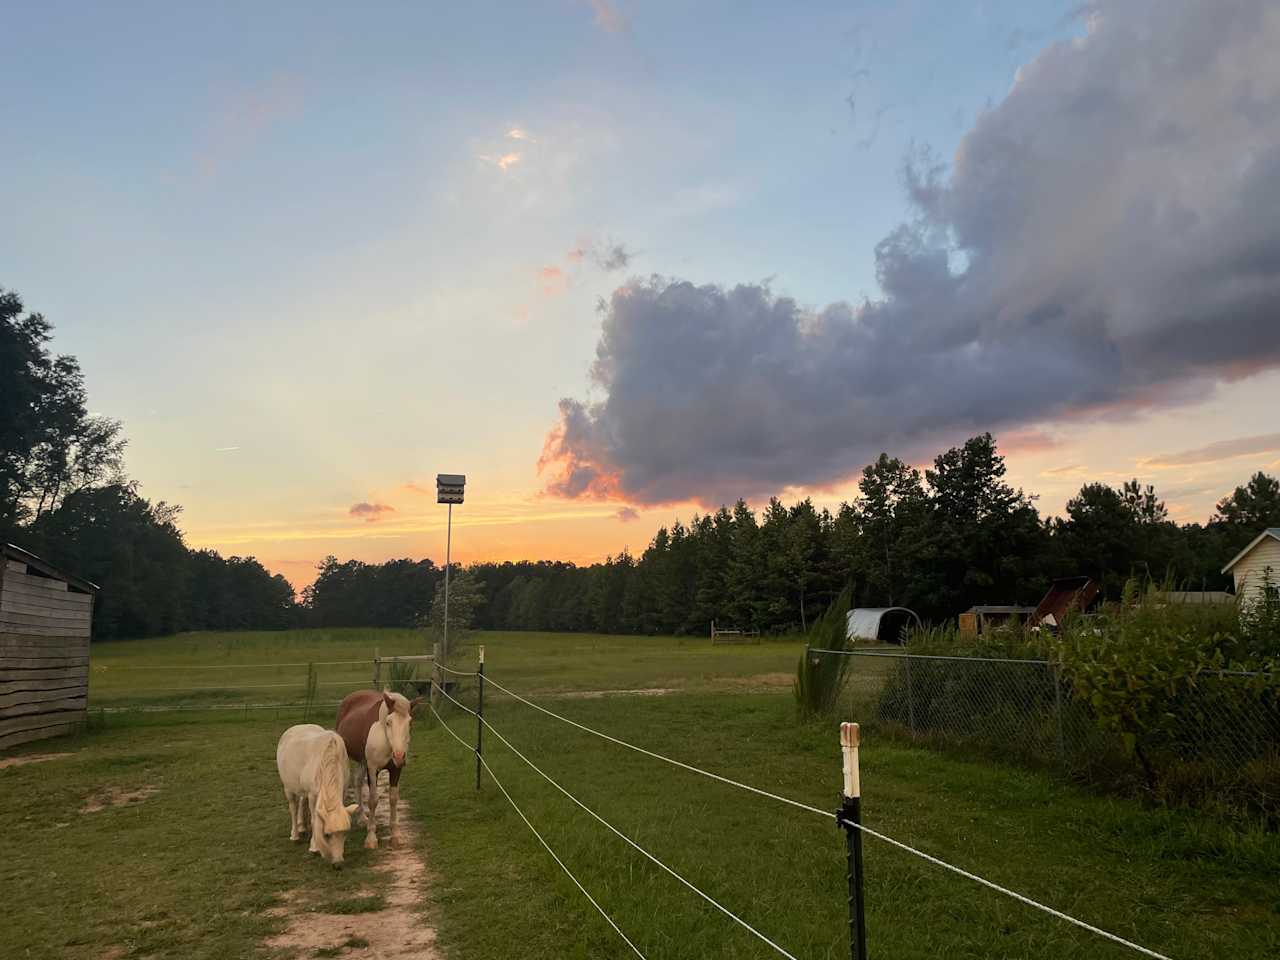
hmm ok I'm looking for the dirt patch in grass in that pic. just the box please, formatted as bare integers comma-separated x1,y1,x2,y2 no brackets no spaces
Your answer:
264,774,439,959
80,784,159,813
554,687,675,699
0,752,73,770
718,672,795,690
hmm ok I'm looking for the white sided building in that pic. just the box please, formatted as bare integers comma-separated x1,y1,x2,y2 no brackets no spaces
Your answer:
1221,528,1280,607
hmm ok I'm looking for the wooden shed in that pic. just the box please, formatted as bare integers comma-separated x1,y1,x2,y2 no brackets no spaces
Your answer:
1,544,98,751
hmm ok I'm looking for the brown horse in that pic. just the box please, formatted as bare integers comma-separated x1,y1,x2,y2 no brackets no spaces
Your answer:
335,689,421,848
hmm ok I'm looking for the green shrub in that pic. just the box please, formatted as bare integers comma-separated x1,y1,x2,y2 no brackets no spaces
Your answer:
1054,578,1280,813
794,586,854,719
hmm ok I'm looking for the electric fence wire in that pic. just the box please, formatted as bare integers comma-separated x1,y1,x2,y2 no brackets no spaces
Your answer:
429,700,647,959
481,674,1173,960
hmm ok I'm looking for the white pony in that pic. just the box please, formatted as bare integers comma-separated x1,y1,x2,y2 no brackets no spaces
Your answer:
276,724,360,867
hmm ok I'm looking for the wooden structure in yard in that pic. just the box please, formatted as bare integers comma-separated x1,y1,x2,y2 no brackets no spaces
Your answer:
710,621,761,644
958,605,1036,636
0,544,97,750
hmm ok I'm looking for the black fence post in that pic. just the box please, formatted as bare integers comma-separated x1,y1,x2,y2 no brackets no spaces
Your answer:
475,645,485,791
837,721,867,960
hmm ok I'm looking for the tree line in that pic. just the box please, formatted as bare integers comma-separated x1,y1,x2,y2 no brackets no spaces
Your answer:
6,286,1279,640
301,438,1280,637
2,288,294,638
453,442,1279,636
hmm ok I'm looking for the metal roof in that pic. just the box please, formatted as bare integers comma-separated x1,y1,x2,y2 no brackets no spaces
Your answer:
1221,528,1280,575
3,543,99,593
845,607,922,643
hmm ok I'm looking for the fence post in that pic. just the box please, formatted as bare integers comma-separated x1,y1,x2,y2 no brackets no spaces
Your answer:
837,722,867,960
475,645,485,791
431,642,442,710
1051,660,1066,766
904,654,916,736
372,647,380,690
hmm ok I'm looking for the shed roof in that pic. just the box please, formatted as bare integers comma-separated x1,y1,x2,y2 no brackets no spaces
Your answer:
3,543,99,593
1221,528,1280,575
845,607,922,642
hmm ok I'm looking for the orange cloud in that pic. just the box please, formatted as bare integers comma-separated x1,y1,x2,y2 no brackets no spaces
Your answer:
506,127,537,143
478,151,521,171
999,428,1059,454
538,407,622,501
584,0,627,32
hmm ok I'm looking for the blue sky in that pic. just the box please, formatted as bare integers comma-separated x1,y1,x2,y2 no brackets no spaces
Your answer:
6,1,1278,583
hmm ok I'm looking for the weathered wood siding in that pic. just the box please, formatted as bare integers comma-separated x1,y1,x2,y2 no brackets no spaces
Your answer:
0,558,93,750
1231,536,1280,606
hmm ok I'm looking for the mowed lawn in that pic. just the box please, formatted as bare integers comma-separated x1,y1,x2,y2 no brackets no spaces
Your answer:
1,628,1276,959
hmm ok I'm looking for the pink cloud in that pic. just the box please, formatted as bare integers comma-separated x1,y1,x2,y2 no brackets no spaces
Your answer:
584,0,627,32
197,74,303,178
349,502,395,523
540,265,568,297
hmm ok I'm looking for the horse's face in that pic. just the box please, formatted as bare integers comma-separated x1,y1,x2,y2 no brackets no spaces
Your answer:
316,803,360,867
382,693,414,767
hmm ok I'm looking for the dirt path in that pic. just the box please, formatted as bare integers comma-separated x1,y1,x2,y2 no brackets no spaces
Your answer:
264,772,441,959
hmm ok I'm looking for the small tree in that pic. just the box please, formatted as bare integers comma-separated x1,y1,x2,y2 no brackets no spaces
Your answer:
422,569,486,656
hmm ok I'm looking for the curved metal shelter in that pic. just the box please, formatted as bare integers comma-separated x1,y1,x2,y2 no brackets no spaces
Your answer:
845,607,922,645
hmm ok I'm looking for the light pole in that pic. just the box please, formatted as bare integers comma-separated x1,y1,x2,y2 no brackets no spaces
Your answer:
436,473,465,663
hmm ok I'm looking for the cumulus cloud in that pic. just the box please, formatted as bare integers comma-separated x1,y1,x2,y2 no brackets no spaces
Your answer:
1143,432,1280,467
349,502,395,522
540,1,1280,506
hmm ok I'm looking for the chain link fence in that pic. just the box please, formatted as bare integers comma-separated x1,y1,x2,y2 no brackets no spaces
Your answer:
818,648,1280,815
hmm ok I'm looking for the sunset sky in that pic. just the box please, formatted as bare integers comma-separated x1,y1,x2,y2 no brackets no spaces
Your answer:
4,1,1279,589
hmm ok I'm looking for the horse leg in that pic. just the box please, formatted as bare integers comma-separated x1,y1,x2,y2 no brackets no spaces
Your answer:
285,790,300,841
308,795,322,855
363,764,379,849
299,795,310,836
388,764,403,847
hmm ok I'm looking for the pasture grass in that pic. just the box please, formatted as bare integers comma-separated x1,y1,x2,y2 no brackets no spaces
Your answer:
0,712,384,960
5,628,1278,958
87,628,806,710
410,685,1280,960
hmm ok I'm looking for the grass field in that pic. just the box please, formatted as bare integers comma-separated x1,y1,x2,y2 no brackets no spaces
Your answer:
85,628,803,711
2,628,1277,959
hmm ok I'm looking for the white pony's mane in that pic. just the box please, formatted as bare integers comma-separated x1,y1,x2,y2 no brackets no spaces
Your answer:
315,734,350,829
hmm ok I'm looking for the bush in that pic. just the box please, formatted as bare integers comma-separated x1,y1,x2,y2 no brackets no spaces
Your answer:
1053,579,1280,815
794,586,854,718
